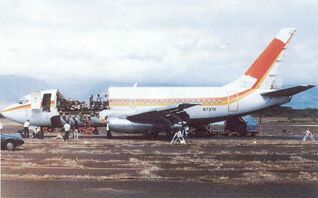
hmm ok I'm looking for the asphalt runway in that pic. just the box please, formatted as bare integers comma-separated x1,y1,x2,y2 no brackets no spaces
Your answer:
2,138,318,197
2,180,318,198
1,118,318,197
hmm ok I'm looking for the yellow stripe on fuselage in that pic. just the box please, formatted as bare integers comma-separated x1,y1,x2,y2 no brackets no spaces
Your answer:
1,104,32,112
1,101,56,113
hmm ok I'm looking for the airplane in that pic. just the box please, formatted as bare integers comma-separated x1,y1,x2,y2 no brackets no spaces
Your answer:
1,28,315,138
100,27,314,137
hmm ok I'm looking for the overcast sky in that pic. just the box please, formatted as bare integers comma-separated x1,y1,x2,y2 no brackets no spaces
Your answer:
0,0,317,86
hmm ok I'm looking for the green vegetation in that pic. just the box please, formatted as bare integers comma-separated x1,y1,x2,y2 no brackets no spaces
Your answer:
253,106,318,118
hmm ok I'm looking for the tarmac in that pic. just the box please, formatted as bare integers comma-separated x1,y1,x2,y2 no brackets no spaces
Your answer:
1,118,318,197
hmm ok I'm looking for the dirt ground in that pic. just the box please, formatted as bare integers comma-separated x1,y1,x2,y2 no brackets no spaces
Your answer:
1,118,318,198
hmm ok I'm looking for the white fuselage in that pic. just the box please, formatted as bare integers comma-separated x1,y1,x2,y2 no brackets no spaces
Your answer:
1,86,290,128
104,86,290,124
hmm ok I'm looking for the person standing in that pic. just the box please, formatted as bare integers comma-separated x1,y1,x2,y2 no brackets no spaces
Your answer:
104,93,109,108
97,94,102,102
33,127,40,138
89,95,94,108
63,122,71,141
23,120,30,138
73,118,79,139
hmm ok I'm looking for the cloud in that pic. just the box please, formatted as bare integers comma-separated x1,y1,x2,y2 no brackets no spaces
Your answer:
0,0,317,86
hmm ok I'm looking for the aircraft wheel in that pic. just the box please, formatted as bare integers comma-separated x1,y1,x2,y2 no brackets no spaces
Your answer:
106,130,112,138
222,132,229,136
93,128,99,135
143,131,154,139
250,132,256,137
150,130,161,139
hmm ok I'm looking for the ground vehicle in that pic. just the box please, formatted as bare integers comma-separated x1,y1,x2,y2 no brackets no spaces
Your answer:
1,133,24,150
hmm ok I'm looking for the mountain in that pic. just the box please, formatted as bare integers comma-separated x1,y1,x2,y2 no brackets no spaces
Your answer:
0,75,316,109
0,75,50,109
285,86,318,109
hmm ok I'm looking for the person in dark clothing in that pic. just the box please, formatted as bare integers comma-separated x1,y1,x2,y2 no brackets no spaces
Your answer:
18,129,25,138
103,93,109,109
96,94,102,109
89,95,94,108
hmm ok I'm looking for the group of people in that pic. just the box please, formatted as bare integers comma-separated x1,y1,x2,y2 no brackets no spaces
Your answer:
19,119,75,141
57,94,109,113
89,94,109,111
58,99,88,112
19,120,43,139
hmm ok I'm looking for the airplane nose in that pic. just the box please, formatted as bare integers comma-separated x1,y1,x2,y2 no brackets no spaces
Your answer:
1,108,9,119
1,104,16,120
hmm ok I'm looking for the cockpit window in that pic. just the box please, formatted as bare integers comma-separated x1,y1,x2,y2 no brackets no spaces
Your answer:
18,99,29,104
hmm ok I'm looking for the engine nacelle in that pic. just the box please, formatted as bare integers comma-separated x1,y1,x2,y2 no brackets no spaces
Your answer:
107,117,168,134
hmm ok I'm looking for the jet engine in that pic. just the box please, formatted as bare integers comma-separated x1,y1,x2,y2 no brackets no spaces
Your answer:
107,117,170,134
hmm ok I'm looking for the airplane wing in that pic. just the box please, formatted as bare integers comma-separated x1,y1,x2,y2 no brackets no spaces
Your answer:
261,85,315,97
126,103,198,123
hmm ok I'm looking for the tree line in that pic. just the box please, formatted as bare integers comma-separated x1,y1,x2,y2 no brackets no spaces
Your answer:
253,106,318,118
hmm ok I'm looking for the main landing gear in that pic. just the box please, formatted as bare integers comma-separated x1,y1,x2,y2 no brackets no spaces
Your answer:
224,117,247,136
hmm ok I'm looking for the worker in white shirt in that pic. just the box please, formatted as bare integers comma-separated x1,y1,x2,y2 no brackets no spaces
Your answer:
0,121,3,133
63,122,71,141
33,127,41,139
23,120,30,138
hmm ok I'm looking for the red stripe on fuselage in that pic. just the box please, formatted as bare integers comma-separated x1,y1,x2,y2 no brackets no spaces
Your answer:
245,38,285,86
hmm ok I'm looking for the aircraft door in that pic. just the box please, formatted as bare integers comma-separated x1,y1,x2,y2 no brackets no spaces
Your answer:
31,91,42,110
30,91,43,124
42,93,51,112
227,92,239,112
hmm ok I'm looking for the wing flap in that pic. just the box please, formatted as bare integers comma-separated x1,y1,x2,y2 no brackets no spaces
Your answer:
261,85,315,97
126,103,198,122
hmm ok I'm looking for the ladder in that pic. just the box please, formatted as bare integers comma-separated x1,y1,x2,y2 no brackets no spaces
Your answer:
302,130,316,143
170,131,186,145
